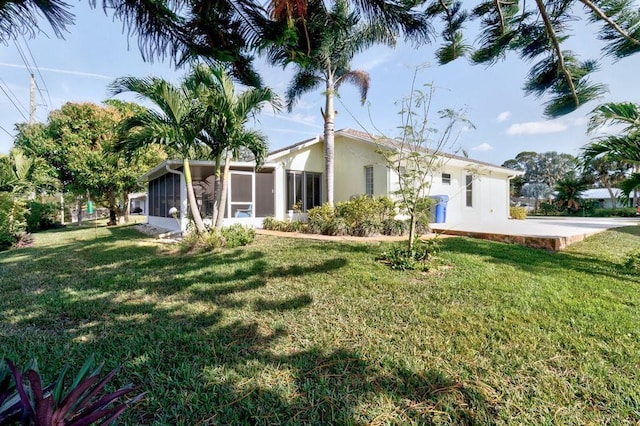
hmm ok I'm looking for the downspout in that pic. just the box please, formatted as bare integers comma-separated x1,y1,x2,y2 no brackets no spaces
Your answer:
165,164,186,233
507,174,517,219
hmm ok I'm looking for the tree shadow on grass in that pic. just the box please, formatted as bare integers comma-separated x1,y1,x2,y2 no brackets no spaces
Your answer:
156,320,498,425
2,226,496,424
440,236,640,284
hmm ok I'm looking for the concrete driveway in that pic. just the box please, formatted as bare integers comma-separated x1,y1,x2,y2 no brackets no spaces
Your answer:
430,217,639,250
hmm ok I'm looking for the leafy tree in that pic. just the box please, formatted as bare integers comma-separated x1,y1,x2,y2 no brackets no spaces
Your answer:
581,156,630,208
503,151,577,203
520,182,553,211
581,101,640,203
185,64,280,228
15,102,165,225
554,176,588,213
263,0,398,206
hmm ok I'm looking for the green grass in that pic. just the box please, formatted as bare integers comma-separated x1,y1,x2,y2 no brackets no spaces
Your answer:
2,223,640,424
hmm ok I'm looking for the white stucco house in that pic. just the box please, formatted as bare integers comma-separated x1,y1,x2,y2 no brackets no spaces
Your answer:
139,128,523,233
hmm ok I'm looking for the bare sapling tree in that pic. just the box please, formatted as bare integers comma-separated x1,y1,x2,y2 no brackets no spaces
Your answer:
375,75,473,252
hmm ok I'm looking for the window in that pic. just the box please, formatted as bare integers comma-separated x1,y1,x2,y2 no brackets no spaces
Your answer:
287,171,322,212
365,166,374,196
465,174,473,207
441,173,451,185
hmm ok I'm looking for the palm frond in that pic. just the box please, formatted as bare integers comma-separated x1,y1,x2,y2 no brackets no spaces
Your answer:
0,0,74,43
336,70,370,104
285,69,323,111
587,101,640,134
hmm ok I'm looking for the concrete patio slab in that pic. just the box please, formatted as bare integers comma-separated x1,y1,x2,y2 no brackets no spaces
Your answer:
430,217,639,250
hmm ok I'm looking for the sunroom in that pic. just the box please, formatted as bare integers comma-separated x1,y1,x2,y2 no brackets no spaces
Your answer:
140,159,277,233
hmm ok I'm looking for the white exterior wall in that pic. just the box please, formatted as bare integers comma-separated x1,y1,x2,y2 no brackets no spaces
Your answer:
333,135,389,201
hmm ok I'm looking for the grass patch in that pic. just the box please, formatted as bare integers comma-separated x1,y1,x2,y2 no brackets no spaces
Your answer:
2,223,640,424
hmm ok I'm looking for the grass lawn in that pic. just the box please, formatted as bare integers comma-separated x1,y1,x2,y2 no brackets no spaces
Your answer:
1,223,640,424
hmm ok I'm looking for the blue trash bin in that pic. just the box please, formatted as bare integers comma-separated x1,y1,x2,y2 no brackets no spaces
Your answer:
430,195,449,223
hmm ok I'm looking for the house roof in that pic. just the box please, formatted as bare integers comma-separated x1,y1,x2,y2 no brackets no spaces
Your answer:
267,128,523,175
581,188,623,199
139,159,275,182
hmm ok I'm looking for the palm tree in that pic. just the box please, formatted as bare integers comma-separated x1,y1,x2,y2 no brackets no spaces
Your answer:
581,101,640,203
554,176,588,214
262,0,397,206
0,148,56,196
109,74,209,233
185,64,281,228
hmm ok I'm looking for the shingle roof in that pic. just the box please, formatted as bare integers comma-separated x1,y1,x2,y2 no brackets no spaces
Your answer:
267,128,522,175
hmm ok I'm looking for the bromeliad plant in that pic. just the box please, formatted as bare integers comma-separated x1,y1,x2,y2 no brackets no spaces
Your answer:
0,355,144,425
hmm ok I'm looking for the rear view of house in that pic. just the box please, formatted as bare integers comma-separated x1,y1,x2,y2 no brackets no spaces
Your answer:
139,129,522,233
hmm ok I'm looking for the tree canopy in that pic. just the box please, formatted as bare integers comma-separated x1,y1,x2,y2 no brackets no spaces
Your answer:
2,0,640,114
14,101,166,222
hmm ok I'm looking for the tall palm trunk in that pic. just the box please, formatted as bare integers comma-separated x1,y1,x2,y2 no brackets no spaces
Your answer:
215,150,233,229
183,158,206,233
323,74,336,206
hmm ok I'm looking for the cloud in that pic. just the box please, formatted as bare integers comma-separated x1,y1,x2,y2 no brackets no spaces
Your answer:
355,51,394,71
0,62,112,80
471,143,493,151
270,112,323,129
505,120,569,135
497,111,511,122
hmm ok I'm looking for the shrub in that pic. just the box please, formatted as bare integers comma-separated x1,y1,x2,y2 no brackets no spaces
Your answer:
510,206,527,220
538,202,559,215
221,224,256,248
181,228,226,253
25,201,59,232
382,218,407,236
590,207,637,217
307,203,335,234
624,249,640,272
0,355,144,425
352,218,382,237
325,217,350,236
335,195,395,229
0,193,27,251
378,237,440,271
262,217,304,232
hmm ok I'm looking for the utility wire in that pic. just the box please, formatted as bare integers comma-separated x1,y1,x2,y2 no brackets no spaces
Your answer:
13,40,34,75
0,78,29,117
0,125,14,138
20,35,52,109
0,83,29,122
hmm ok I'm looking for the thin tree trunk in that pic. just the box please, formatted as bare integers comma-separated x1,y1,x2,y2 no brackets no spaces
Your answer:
605,183,617,209
408,211,416,252
120,191,130,224
323,77,336,206
216,151,233,229
108,190,117,225
211,155,222,227
77,198,83,226
184,158,206,233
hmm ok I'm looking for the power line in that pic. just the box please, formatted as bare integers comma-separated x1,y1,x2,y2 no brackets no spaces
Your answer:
0,125,14,138
13,40,34,76
0,78,29,117
20,35,52,109
0,82,29,122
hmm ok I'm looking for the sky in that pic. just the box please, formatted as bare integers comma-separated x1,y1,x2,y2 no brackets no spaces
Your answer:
1,3,640,167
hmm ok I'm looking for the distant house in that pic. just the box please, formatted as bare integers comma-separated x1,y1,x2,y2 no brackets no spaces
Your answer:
581,188,636,209
139,128,523,233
